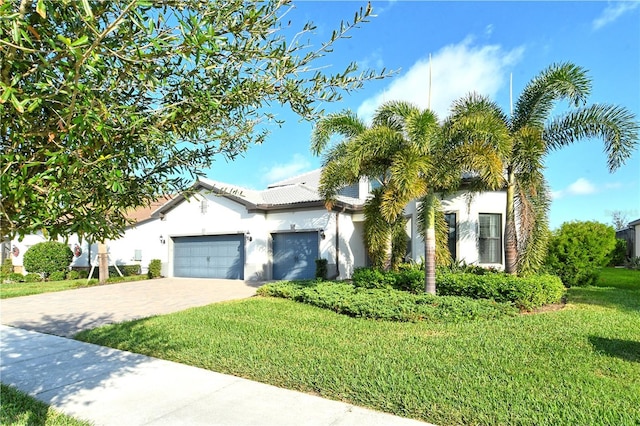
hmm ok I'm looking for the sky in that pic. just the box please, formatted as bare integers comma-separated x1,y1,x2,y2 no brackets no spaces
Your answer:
205,0,640,230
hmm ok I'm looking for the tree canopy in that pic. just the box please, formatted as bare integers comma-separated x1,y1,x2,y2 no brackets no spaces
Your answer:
1,0,385,241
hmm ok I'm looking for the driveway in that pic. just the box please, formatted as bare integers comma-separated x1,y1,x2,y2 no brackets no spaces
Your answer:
0,278,262,337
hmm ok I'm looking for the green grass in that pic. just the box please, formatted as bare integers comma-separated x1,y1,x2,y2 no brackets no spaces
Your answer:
76,268,640,426
596,267,640,290
0,275,149,299
0,384,91,426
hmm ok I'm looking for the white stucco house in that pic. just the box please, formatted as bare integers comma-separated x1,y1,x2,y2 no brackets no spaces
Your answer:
8,169,508,280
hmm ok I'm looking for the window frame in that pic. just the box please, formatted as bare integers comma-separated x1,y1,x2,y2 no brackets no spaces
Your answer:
478,213,502,264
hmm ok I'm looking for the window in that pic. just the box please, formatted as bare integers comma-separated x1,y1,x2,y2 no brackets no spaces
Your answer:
444,212,457,261
134,250,142,261
479,213,501,264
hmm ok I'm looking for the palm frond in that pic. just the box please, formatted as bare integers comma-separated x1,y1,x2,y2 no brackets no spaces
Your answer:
372,100,419,131
415,195,451,266
310,110,367,156
363,189,393,268
512,62,591,131
545,103,639,171
515,178,551,274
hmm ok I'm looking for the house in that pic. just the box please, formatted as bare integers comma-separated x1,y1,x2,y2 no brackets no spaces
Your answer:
628,218,640,258
8,169,508,279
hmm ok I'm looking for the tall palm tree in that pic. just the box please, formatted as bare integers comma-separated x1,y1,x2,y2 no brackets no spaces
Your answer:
448,62,639,274
311,108,409,270
375,101,506,293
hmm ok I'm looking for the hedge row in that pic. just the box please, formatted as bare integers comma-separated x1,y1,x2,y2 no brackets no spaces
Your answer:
257,281,518,323
352,267,565,311
436,272,565,310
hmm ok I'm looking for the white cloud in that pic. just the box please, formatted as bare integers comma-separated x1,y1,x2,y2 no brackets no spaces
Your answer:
261,153,312,184
357,49,385,71
552,177,598,199
592,1,640,30
356,37,524,122
567,178,597,195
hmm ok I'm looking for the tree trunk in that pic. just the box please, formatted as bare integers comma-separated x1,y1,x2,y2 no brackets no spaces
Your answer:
504,170,518,274
382,231,393,271
98,241,109,284
424,194,436,294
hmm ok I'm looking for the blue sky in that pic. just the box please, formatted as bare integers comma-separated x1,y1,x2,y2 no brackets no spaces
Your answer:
205,1,640,230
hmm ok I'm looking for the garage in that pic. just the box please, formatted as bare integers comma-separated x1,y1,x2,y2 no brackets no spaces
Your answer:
173,235,244,279
272,232,319,280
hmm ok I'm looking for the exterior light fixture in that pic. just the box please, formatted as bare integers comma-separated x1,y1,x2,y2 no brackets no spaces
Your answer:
320,230,326,239
246,231,252,242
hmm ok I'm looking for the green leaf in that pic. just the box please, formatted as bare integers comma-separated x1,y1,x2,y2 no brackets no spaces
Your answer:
36,0,47,18
81,0,94,19
10,94,25,113
71,35,89,47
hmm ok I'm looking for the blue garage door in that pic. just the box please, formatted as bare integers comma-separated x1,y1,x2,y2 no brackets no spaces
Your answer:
272,232,319,280
173,235,244,279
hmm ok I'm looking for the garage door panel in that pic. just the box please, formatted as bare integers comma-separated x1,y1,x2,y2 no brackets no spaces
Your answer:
272,232,318,280
173,235,244,279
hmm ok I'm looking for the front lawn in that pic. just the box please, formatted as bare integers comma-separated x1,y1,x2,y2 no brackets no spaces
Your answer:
596,267,640,290
0,384,90,426
76,276,640,425
0,275,149,299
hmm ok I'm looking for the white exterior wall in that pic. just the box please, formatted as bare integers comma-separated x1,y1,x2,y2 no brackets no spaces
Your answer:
107,219,166,274
406,191,507,269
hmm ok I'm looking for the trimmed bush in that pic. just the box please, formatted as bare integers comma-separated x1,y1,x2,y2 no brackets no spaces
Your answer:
123,265,141,276
546,221,616,287
24,273,43,283
7,272,25,283
258,281,518,323
23,241,73,277
315,259,328,281
66,270,81,280
48,271,67,282
436,272,565,311
352,267,396,289
148,259,162,278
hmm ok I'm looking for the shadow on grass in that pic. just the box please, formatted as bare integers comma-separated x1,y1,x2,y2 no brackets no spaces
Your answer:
567,286,640,313
589,336,640,363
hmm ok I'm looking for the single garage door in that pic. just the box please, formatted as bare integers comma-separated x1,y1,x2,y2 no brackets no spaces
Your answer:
173,235,244,279
272,232,319,280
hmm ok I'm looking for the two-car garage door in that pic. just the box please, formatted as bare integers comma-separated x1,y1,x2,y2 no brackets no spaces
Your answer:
173,235,244,279
173,232,319,280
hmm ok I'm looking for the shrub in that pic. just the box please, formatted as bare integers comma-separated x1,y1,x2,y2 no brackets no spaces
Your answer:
23,241,73,277
315,259,328,281
77,270,89,279
436,272,565,311
625,256,640,271
609,239,628,266
123,264,141,276
7,272,25,283
1,258,13,275
546,221,616,287
66,270,81,280
148,259,162,278
258,281,518,323
48,271,67,282
23,273,43,283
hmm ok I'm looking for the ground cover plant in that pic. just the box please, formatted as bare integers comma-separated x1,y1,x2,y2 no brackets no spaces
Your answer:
0,275,148,299
0,384,90,426
76,270,640,425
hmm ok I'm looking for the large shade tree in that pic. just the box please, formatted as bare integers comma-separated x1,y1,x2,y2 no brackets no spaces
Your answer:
448,63,639,274
0,0,386,242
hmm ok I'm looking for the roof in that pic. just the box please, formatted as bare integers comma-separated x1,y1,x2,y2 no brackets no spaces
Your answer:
629,218,640,227
152,168,365,217
125,195,174,224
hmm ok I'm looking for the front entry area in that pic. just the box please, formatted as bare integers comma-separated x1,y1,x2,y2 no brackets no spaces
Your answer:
272,232,319,280
173,235,244,279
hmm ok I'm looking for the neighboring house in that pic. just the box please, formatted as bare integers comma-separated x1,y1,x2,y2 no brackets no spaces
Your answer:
627,218,640,258
8,169,509,280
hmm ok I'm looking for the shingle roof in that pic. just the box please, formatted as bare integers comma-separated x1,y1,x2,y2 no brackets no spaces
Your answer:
152,169,365,217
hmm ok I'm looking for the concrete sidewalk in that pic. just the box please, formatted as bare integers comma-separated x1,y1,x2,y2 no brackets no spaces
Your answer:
0,325,431,426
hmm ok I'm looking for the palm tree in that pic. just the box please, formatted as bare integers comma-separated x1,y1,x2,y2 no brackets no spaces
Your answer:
448,62,639,274
311,107,409,270
375,101,506,293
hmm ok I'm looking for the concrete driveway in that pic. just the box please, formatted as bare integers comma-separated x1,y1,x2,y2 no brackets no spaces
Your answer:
0,278,262,337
